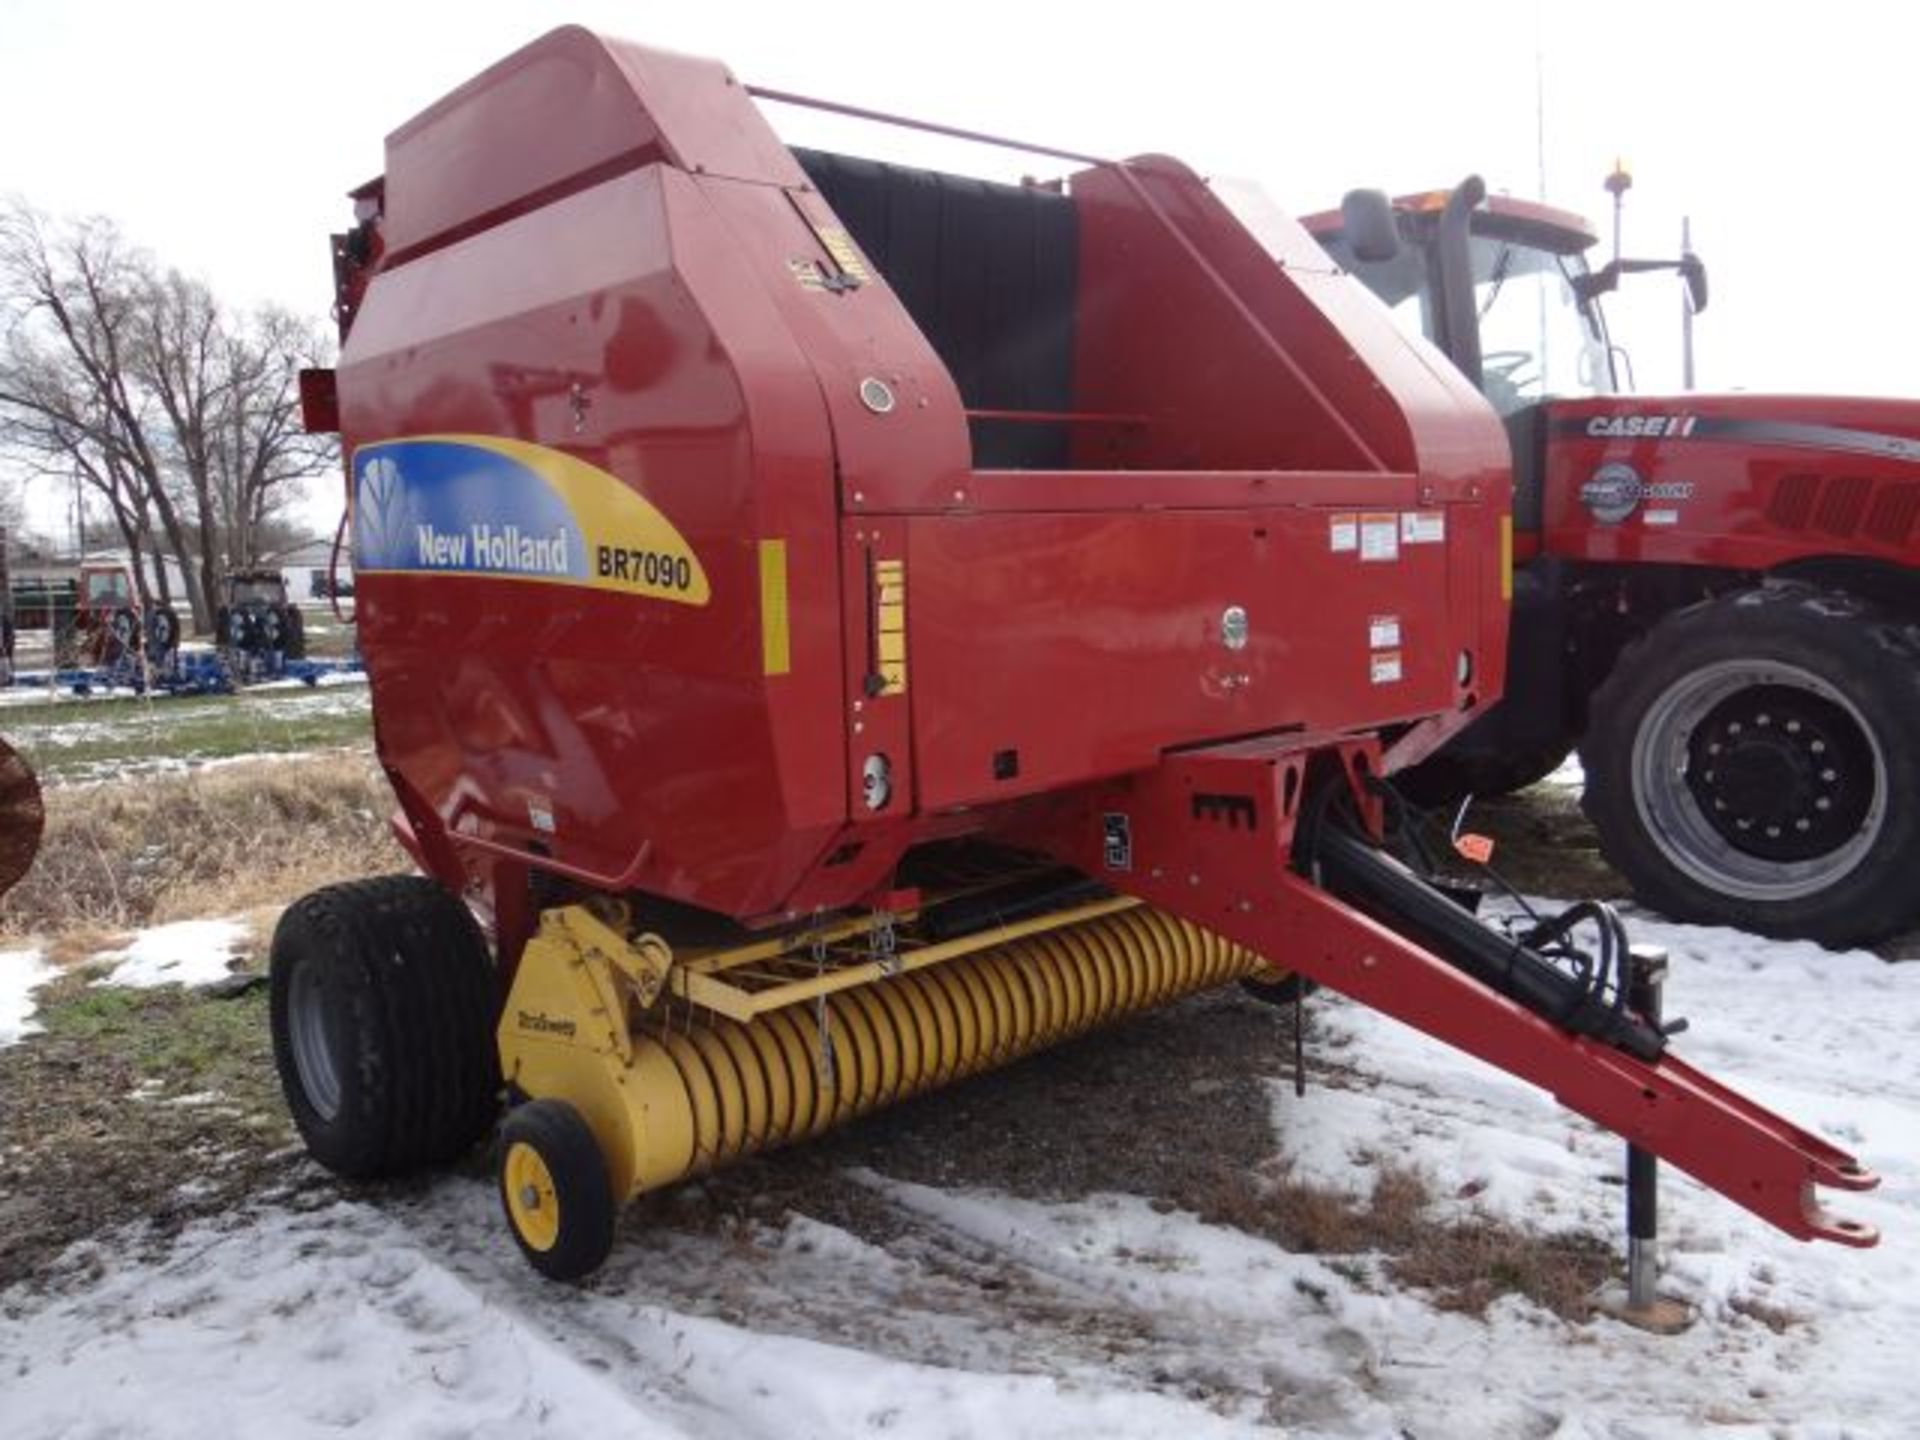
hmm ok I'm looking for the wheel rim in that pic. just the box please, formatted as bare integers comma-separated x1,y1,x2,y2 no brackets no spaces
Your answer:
287,961,345,1122
1630,658,1886,903
504,1141,561,1251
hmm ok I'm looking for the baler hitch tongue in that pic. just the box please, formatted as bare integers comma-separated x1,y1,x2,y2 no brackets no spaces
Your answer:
1634,1048,1881,1248
1076,741,1882,1250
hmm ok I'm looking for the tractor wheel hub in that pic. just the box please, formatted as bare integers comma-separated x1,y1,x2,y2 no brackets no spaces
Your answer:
1685,684,1873,862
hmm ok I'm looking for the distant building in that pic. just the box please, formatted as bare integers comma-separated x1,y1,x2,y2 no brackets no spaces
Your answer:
260,537,355,601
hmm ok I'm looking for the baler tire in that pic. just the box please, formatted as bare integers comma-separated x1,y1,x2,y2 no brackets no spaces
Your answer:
498,1100,616,1282
270,875,501,1179
1580,583,1920,947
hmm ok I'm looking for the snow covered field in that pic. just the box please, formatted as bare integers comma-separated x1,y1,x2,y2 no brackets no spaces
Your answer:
1,906,1911,1438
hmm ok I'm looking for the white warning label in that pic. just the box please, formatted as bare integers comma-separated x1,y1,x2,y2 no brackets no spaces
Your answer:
1329,512,1358,553
1370,650,1403,685
1369,615,1401,650
1400,510,1446,544
1359,513,1399,563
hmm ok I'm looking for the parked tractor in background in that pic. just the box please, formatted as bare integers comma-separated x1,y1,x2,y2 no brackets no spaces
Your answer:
1305,181,1920,946
11,561,182,673
274,28,1874,1282
215,569,306,671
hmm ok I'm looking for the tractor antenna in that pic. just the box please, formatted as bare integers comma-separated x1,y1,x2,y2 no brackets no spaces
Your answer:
1681,214,1697,389
1604,159,1633,268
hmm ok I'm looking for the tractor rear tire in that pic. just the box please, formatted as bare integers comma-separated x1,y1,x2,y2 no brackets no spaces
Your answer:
283,605,307,660
1580,584,1920,947
498,1099,617,1282
1393,742,1574,808
270,875,501,1178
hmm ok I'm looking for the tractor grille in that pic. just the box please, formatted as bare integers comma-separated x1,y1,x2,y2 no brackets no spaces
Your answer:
1865,483,1920,547
1767,474,1820,530
1767,473,1920,548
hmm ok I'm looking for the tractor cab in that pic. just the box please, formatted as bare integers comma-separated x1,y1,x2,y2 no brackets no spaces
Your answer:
79,564,135,613
1304,186,1621,523
1304,179,1706,547
1306,186,1618,418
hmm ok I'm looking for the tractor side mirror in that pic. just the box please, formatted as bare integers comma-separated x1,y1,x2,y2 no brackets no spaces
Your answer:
1340,188,1401,264
1679,252,1708,314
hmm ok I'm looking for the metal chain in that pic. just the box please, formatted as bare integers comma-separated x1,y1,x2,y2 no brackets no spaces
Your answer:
811,925,837,1089
870,910,899,977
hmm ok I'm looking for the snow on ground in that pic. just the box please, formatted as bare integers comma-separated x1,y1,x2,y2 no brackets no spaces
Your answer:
1544,754,1585,789
0,945,54,1046
4,911,1914,1438
93,918,249,989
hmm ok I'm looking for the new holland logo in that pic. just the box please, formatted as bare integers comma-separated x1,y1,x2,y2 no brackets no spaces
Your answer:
351,435,710,605
516,1010,577,1039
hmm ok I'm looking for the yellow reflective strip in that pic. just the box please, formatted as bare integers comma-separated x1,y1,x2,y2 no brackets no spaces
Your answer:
1499,516,1513,602
759,539,790,676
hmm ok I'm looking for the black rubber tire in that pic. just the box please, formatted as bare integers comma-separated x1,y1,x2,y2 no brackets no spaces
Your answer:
1581,584,1920,947
270,875,501,1178
283,605,307,660
1393,741,1573,808
105,606,138,663
498,1099,617,1282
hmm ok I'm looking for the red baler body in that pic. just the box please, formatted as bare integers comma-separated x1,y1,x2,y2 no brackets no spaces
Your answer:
340,27,1508,928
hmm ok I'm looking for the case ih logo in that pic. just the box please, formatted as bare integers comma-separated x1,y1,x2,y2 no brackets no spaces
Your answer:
1580,463,1695,524
1585,413,1699,439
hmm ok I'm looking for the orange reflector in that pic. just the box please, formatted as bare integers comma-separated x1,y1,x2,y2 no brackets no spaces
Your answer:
1454,833,1495,865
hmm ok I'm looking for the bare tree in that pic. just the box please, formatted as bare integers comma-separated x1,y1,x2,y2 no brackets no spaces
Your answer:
210,305,335,570
0,200,336,633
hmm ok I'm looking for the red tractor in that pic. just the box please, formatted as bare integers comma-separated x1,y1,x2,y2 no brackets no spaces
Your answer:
38,562,183,671
1305,183,1920,946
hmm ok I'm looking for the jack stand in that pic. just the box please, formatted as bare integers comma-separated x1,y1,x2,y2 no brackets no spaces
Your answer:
1601,945,1694,1335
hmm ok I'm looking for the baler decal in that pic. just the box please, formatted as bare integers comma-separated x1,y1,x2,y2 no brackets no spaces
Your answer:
351,435,710,604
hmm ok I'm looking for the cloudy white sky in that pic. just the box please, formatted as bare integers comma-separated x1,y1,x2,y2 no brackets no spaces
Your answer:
1,0,1911,538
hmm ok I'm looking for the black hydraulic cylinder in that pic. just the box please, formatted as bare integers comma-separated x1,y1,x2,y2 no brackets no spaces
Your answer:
1312,824,1665,1061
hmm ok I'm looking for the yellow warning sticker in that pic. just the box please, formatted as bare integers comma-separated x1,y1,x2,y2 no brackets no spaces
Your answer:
817,227,871,283
875,557,907,694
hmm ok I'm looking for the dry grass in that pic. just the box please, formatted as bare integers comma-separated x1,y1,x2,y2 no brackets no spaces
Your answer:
1192,1157,1612,1320
1727,1292,1808,1334
0,752,405,941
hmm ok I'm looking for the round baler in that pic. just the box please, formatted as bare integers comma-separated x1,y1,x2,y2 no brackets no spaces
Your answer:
276,27,1877,1280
